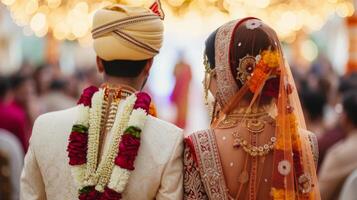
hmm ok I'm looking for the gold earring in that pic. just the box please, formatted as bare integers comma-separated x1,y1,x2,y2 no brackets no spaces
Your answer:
203,54,214,105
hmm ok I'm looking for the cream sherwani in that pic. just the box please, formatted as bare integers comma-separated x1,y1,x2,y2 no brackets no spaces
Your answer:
20,105,183,200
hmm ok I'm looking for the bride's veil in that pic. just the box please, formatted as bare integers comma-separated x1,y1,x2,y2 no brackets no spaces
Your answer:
206,17,320,199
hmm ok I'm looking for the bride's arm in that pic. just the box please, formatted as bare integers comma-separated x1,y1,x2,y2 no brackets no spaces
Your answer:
183,137,208,200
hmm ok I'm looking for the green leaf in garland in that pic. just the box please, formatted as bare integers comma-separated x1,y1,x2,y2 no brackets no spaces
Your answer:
124,126,142,138
79,186,92,194
72,124,88,133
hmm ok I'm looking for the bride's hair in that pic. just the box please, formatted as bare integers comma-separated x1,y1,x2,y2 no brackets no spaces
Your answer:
204,20,280,103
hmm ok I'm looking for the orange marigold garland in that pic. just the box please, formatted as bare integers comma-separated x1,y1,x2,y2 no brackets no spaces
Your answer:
248,50,280,93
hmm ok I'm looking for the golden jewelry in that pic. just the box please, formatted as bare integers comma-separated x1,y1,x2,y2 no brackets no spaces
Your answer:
232,131,276,157
237,54,256,85
203,54,215,105
103,85,134,102
216,107,272,130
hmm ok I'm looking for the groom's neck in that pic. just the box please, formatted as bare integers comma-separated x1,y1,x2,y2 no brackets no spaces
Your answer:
103,75,143,91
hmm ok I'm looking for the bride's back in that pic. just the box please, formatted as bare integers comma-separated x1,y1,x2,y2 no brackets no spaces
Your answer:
184,18,320,200
214,117,275,199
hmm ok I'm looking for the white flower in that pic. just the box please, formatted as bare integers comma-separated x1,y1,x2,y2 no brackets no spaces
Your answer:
70,164,87,188
278,160,291,176
108,166,131,193
246,19,262,30
76,105,90,127
128,108,148,129
86,89,104,181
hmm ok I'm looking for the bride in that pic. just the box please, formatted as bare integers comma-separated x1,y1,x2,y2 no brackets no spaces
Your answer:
183,18,321,200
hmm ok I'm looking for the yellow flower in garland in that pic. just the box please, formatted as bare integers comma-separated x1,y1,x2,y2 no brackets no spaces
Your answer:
261,50,280,68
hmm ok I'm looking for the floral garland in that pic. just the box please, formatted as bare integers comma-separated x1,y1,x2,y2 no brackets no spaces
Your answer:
67,86,152,200
248,50,280,94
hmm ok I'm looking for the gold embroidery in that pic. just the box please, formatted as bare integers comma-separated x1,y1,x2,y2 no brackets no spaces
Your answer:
190,130,229,200
215,20,239,106
183,141,209,200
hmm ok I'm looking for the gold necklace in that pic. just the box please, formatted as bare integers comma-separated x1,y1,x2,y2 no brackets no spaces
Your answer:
217,108,270,131
232,131,276,157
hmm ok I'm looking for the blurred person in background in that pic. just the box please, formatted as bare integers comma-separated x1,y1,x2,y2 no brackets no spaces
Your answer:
299,77,328,137
0,128,24,200
82,67,103,88
41,79,76,112
10,75,39,151
319,90,357,200
65,73,82,99
0,151,11,200
339,169,357,200
317,73,357,169
170,54,192,129
0,76,29,152
32,65,53,97
0,77,24,199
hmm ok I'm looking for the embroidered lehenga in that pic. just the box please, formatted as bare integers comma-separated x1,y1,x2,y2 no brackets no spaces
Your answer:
183,18,320,200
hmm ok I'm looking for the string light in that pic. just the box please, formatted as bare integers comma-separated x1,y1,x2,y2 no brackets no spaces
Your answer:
0,0,355,44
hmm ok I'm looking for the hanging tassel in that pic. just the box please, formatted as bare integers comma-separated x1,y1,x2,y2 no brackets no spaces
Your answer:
150,0,165,20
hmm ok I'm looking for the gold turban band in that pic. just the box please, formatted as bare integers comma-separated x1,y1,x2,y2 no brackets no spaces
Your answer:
92,4,164,61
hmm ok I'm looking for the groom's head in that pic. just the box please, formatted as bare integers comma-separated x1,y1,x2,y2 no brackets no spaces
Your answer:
91,4,164,86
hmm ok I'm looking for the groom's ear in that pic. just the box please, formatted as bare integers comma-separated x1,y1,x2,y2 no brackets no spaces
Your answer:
143,58,154,75
96,56,105,73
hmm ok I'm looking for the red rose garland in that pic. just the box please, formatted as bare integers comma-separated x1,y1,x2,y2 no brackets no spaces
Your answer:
68,87,152,200
68,86,98,166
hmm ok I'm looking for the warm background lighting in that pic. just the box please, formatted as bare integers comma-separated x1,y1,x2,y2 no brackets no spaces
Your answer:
1,0,355,45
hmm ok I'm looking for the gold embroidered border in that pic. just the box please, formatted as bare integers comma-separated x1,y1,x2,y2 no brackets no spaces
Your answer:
190,130,229,200
215,20,239,106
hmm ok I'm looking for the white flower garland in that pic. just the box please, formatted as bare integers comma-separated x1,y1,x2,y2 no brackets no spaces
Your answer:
95,94,136,192
108,108,148,193
70,164,87,188
85,89,104,185
70,101,92,189
69,89,150,195
76,104,90,127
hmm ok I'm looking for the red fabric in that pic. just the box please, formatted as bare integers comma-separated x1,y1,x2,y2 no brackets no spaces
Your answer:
170,63,192,128
115,134,140,170
67,131,88,165
184,137,198,164
0,101,30,152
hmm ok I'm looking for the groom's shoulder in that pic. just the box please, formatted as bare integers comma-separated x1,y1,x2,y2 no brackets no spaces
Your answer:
144,115,183,138
34,106,77,128
31,106,78,141
142,115,183,148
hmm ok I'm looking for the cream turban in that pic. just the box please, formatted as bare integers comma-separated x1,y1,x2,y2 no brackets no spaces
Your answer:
92,4,164,61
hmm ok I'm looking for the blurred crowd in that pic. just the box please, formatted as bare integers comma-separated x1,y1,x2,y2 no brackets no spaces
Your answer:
0,63,102,199
0,54,357,199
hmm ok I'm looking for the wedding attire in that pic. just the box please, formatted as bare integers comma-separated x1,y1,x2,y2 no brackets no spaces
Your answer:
21,2,183,200
21,105,183,200
183,18,320,200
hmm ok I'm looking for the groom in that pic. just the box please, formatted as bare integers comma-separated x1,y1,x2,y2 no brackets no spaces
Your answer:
20,2,183,200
